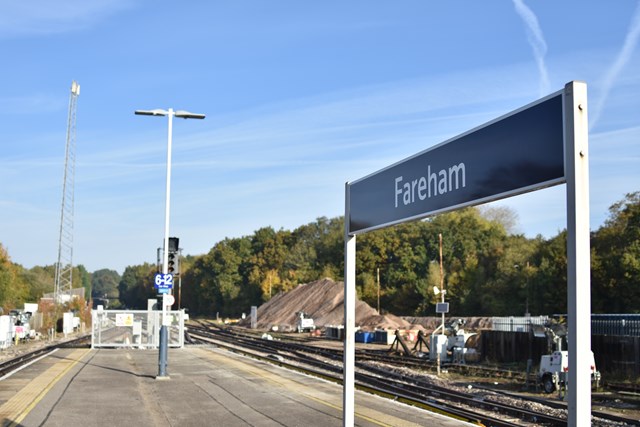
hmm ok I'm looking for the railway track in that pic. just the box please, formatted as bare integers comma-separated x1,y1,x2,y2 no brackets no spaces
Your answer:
604,381,640,394
187,323,558,426
196,321,529,381
187,322,638,426
0,335,91,379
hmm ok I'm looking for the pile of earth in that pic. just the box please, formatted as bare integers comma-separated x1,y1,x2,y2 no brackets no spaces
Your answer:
239,278,491,332
239,278,410,331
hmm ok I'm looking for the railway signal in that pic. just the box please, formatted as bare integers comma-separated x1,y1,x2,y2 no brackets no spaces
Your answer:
168,237,179,253
168,251,178,275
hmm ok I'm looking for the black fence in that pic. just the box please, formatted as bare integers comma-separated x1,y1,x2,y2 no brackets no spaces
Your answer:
592,314,640,337
480,331,639,380
480,331,556,365
592,335,640,379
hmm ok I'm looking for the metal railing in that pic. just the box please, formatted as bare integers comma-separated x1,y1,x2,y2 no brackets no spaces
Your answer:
491,316,550,333
91,309,185,349
592,314,640,337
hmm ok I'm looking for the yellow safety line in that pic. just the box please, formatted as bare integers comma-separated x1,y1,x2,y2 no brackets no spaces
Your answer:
0,348,90,426
192,348,408,427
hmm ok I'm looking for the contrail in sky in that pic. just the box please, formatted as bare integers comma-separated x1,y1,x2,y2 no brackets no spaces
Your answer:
591,2,640,129
512,0,550,97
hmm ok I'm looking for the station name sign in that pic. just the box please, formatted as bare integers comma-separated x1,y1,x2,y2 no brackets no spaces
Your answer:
348,91,565,234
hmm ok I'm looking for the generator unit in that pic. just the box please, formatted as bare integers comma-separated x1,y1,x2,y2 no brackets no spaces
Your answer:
296,312,315,333
535,323,601,393
538,350,600,393
9,310,35,341
429,319,479,363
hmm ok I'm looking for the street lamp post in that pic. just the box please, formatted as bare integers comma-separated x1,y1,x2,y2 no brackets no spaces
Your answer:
135,108,205,379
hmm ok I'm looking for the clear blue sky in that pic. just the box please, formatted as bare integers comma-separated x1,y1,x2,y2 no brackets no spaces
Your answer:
2,1,639,274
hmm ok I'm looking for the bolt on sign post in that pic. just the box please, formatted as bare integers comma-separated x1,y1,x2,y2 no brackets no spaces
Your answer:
343,81,590,427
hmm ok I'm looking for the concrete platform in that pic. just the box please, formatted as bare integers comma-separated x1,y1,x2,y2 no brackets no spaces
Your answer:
0,346,475,426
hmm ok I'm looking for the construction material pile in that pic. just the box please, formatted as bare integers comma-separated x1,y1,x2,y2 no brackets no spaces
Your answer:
242,278,411,331
239,278,494,333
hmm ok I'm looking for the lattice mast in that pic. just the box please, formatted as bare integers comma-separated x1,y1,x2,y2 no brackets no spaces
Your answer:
54,81,80,303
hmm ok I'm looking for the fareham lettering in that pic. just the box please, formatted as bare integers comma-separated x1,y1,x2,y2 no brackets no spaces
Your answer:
394,163,466,208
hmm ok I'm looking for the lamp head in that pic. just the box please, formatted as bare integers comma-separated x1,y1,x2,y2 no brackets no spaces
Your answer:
175,110,206,119
134,109,168,117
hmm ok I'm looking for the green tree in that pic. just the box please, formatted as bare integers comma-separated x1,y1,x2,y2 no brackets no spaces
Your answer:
92,269,121,299
425,208,511,316
19,265,55,302
76,265,92,301
284,222,320,286
532,232,568,315
118,264,156,309
248,227,290,296
182,237,254,317
0,244,29,310
592,192,640,313
313,216,344,279
180,255,216,316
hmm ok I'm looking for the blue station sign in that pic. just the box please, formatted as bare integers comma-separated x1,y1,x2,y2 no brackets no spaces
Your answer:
347,91,565,234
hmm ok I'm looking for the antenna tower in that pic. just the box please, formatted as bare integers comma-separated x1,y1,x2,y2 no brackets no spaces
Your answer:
54,81,80,303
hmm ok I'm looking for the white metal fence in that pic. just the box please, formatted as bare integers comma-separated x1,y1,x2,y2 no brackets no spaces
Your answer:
491,316,550,333
91,309,185,349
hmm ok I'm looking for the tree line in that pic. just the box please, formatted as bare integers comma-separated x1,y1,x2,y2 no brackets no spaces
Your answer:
1,192,638,319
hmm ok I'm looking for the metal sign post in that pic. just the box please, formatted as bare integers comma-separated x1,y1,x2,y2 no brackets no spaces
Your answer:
564,81,591,427
154,272,173,379
343,183,356,427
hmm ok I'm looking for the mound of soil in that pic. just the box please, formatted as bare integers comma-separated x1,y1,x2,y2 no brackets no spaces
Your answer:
241,278,412,331
240,278,493,333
